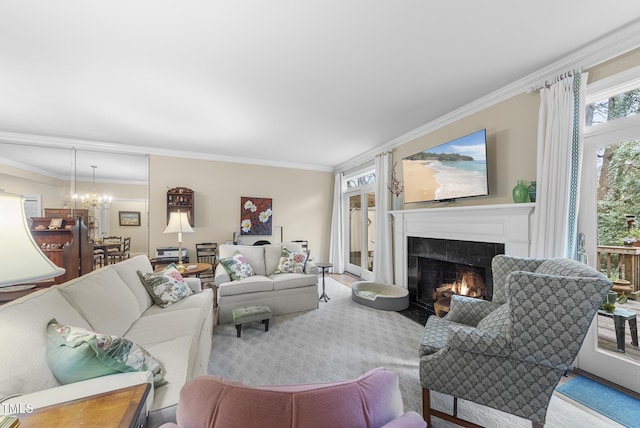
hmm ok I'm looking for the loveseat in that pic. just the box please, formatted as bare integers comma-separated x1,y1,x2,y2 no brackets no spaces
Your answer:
160,367,426,428
0,255,214,428
215,243,319,324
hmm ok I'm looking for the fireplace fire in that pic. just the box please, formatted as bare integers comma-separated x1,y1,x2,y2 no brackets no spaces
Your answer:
432,266,486,316
407,237,504,317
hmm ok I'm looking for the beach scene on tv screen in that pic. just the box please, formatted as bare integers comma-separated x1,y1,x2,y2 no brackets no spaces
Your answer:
402,131,488,203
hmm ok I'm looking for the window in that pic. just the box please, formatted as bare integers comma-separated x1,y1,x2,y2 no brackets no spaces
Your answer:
586,88,640,126
585,66,640,127
346,171,376,189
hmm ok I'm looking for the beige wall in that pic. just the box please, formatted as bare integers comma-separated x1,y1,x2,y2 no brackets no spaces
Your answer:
391,48,640,209
148,155,335,264
0,165,70,208
393,92,540,208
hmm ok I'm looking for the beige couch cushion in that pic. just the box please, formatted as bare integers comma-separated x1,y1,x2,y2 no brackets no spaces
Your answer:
126,307,207,347
0,288,92,400
57,267,141,337
219,245,266,276
110,255,155,313
143,336,193,411
218,276,274,296
271,273,318,291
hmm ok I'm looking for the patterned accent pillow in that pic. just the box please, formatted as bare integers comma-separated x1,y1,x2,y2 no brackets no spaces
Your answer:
476,303,511,334
219,251,255,281
137,263,193,307
46,319,166,387
274,246,308,274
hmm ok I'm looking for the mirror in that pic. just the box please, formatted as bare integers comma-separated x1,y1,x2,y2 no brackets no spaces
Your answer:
0,142,149,257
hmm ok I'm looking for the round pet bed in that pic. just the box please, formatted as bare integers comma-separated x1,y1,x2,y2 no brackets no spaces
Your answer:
351,281,409,311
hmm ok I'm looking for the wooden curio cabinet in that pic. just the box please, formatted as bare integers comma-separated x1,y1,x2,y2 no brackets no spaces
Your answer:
30,216,94,284
167,187,194,227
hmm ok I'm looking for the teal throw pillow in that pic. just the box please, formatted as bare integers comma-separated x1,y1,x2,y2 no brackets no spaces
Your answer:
46,319,166,387
137,263,193,307
219,251,254,281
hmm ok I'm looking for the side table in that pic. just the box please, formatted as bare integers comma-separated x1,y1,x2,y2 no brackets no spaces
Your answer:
15,383,149,427
316,262,333,302
597,308,638,352
154,262,212,277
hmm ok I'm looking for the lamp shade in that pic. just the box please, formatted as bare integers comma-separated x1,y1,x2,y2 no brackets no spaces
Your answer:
0,193,65,287
163,211,194,235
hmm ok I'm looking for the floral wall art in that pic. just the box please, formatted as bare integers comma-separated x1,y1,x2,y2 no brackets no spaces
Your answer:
240,196,273,235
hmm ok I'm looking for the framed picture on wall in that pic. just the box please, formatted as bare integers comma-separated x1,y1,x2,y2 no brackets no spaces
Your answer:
119,211,141,226
240,196,273,235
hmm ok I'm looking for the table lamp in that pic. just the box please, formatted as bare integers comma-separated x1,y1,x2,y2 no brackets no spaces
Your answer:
163,210,194,271
0,192,65,287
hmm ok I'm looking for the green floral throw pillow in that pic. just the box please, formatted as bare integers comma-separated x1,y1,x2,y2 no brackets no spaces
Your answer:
274,246,308,274
219,251,255,281
46,319,167,387
137,263,193,307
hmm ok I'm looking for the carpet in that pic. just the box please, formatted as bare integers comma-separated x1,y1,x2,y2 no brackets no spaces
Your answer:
556,376,640,428
208,277,624,428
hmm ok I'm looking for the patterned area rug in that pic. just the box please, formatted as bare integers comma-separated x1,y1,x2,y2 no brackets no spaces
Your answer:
208,277,424,411
208,278,622,427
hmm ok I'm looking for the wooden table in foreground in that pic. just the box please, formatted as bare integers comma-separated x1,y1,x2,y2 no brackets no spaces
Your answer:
16,383,149,428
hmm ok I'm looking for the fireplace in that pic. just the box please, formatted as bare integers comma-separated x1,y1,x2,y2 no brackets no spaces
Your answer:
407,237,504,315
390,204,534,317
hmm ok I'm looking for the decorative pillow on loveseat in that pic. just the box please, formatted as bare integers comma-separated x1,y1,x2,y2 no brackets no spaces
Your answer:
46,319,166,387
274,246,308,274
137,263,193,307
219,250,255,280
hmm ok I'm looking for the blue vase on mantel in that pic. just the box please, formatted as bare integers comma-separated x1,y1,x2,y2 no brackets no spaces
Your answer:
512,180,529,203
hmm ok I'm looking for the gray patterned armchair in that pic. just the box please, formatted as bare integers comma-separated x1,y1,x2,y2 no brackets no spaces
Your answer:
419,255,611,427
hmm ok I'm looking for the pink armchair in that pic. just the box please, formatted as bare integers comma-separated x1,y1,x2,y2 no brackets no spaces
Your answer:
160,367,425,428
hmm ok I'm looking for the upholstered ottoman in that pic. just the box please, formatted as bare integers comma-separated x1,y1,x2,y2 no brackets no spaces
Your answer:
232,305,272,337
352,281,409,311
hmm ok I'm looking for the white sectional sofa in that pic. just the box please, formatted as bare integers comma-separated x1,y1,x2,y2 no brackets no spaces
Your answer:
215,243,319,324
0,255,214,428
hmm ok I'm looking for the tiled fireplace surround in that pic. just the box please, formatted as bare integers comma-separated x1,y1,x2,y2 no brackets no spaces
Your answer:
391,204,535,315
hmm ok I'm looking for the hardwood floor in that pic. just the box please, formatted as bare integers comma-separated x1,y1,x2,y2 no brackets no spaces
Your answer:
596,297,640,363
329,272,360,287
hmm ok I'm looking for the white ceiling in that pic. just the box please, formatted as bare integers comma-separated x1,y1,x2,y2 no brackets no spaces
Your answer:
1,1,640,182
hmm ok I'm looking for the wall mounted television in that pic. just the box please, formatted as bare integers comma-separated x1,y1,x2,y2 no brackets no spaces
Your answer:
402,129,488,203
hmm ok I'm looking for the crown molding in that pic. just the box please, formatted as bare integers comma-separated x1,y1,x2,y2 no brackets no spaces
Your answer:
335,18,640,173
0,131,334,173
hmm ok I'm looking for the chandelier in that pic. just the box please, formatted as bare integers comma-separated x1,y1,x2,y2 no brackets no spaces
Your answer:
76,165,112,209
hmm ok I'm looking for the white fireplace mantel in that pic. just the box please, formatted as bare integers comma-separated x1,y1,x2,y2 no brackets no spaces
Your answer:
390,203,535,287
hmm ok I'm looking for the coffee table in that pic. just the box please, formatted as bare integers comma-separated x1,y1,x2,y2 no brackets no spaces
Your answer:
15,383,149,427
155,262,212,277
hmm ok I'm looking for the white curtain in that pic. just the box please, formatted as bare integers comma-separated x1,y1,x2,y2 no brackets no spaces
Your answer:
531,71,588,258
373,152,394,283
329,172,344,273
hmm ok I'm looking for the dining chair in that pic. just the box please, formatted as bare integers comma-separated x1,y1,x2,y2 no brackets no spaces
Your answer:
195,242,217,286
109,237,130,264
